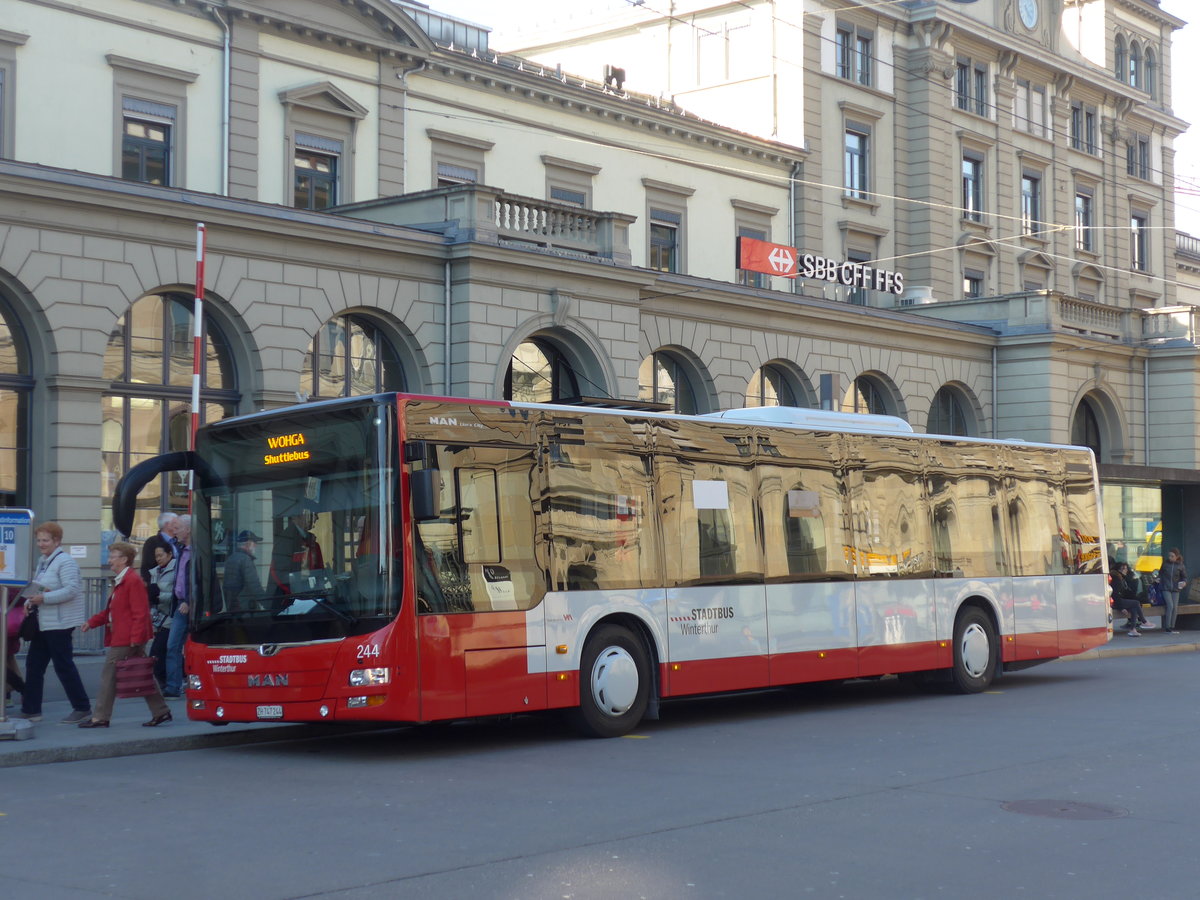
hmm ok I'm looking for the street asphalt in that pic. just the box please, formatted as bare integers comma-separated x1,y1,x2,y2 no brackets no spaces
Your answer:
2,623,1197,767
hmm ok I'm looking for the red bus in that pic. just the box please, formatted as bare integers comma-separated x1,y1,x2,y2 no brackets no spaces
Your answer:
113,394,1110,737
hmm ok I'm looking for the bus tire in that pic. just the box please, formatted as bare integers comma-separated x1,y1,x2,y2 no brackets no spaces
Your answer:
951,606,997,694
571,625,650,738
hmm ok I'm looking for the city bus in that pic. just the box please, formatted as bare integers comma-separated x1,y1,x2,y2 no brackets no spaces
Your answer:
112,394,1110,738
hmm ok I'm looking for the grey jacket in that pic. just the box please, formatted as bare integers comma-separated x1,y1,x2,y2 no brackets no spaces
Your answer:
30,548,86,630
1161,558,1188,595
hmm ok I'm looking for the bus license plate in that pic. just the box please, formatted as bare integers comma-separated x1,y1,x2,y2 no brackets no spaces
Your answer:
256,705,283,719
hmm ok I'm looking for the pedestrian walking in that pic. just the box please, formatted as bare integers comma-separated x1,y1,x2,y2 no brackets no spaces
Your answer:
1160,548,1188,634
78,542,171,728
13,521,92,724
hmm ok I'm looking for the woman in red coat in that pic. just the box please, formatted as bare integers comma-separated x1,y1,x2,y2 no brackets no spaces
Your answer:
78,542,171,728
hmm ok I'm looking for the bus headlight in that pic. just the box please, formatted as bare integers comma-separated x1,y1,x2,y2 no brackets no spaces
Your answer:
349,668,390,687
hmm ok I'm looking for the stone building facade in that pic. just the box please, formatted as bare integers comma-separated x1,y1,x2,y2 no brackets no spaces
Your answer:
0,0,1196,570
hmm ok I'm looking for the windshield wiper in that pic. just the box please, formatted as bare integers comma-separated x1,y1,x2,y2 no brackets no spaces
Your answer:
311,595,357,625
192,610,246,634
272,594,358,625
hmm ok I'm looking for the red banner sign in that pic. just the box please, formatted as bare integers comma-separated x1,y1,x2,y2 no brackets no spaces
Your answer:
737,236,798,278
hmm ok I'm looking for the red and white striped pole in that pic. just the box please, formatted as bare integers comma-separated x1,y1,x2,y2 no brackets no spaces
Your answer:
189,223,206,510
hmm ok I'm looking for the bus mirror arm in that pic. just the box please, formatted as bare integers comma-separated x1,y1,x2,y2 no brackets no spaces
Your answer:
110,451,225,536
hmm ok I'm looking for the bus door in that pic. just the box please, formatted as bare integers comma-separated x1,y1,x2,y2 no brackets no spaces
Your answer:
657,446,768,696
412,442,546,721
841,434,939,677
1004,447,1064,661
925,441,1012,664
756,430,858,684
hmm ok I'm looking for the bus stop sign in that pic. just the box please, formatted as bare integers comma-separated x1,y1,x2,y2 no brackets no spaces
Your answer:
0,508,36,586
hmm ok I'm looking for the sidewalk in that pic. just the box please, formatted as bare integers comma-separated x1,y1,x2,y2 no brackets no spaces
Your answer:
2,627,1197,767
0,654,372,768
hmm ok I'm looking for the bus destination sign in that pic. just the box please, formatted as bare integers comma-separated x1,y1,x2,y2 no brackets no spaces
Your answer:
264,432,311,466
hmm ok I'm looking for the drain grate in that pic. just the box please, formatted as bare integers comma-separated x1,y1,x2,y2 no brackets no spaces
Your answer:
1001,800,1128,820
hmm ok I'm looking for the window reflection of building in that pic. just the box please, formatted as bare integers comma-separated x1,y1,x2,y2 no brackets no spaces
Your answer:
303,315,403,400
504,339,580,404
639,352,698,414
0,299,30,506
746,365,797,408
103,292,238,538
841,375,887,415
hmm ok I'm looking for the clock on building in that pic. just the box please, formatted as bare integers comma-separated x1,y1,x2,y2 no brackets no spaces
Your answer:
1019,0,1038,29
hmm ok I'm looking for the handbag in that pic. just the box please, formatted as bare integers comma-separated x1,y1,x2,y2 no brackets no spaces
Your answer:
115,655,158,698
6,603,24,642
18,605,39,641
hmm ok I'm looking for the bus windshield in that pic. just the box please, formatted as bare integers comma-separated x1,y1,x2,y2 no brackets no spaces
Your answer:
190,399,399,645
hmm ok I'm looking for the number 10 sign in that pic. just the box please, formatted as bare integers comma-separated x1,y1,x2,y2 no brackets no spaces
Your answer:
0,509,36,587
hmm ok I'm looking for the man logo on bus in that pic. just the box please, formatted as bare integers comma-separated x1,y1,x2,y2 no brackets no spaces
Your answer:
429,416,458,426
247,674,289,687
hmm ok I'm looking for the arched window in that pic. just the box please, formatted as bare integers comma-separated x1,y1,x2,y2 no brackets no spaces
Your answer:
303,315,403,400
841,375,889,415
103,292,238,537
746,365,798,408
1114,35,1126,82
928,386,972,436
1146,48,1157,99
504,338,580,403
1070,398,1102,457
639,352,698,414
1129,40,1141,88
0,298,31,507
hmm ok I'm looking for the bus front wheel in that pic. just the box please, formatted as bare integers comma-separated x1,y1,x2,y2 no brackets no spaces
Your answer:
572,625,650,738
951,606,997,693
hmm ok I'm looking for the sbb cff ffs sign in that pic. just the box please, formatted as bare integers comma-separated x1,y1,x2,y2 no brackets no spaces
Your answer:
736,237,905,296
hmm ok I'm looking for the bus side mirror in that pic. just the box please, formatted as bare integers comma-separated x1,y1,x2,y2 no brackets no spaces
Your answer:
410,468,441,521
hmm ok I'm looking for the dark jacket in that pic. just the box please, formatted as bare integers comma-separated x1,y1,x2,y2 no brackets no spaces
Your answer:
140,531,175,584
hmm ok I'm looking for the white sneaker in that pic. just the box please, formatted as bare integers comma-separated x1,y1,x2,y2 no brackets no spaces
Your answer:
1140,622,1157,630
1127,628,1141,636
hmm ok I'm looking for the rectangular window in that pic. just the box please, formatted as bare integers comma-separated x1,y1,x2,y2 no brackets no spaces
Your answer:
1075,191,1094,252
550,185,587,207
1131,212,1149,271
955,58,988,116
121,106,173,186
963,270,984,299
294,146,338,210
1126,136,1150,180
650,209,681,273
1014,81,1046,137
1070,102,1098,154
1021,174,1041,236
436,162,478,186
737,226,767,288
955,61,970,111
835,24,872,86
962,154,984,222
847,251,871,305
844,128,869,199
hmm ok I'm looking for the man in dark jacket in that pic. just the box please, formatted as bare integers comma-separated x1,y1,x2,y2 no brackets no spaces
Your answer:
224,530,264,611
140,512,178,585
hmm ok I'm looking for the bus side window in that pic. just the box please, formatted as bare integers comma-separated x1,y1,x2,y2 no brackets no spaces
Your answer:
457,468,500,563
1005,448,1068,576
545,445,657,592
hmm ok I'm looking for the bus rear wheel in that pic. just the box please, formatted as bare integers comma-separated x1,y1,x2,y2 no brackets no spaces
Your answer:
571,625,650,738
951,606,997,693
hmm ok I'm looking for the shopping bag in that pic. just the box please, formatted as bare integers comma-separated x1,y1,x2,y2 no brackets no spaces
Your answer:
115,655,158,698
